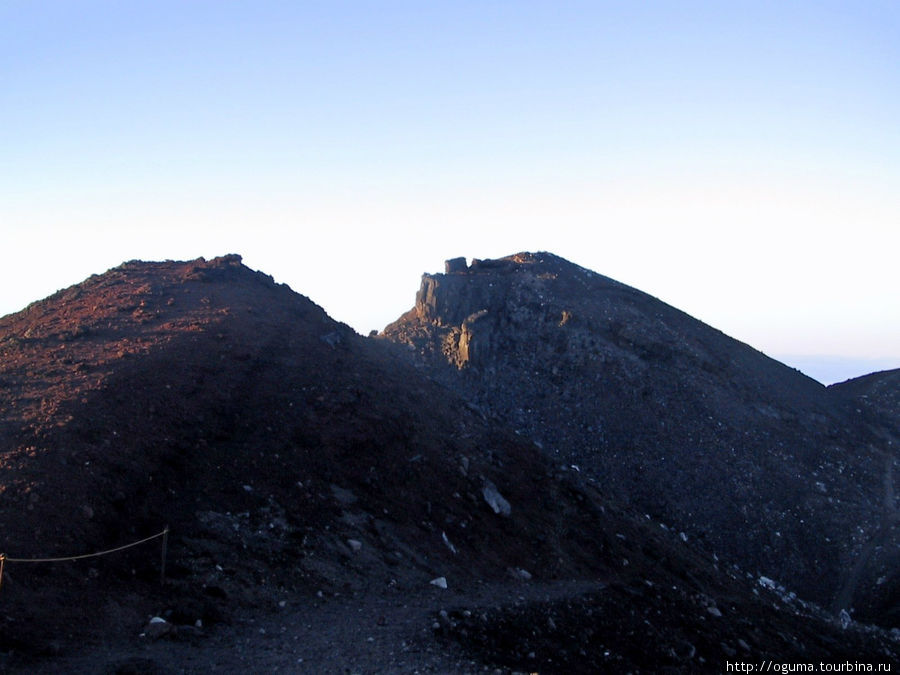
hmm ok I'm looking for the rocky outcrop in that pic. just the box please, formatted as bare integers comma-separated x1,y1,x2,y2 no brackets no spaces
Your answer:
383,252,899,622
444,257,468,274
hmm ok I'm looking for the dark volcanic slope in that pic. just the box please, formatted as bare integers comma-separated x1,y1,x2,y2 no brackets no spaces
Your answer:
829,369,900,624
832,369,900,424
1,254,897,671
382,252,899,617
0,256,609,615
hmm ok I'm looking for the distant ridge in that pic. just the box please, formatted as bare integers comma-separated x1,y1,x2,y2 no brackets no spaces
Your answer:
775,354,899,386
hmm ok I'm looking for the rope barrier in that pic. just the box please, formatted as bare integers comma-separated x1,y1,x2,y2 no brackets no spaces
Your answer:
0,526,169,592
2,528,168,563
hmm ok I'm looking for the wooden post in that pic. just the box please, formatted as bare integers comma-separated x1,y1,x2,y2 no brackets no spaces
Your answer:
160,526,169,586
0,554,5,594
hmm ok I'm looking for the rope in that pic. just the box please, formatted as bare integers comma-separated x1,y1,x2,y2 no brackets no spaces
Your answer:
0,527,169,593
2,527,168,563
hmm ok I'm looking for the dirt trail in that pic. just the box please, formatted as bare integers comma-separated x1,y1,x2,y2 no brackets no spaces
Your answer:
42,580,607,673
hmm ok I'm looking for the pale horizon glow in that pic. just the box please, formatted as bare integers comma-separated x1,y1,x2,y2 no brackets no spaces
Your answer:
2,1,898,385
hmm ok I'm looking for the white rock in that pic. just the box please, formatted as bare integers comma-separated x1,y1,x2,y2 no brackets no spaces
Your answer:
347,539,363,552
482,481,511,516
758,576,776,590
430,576,448,589
142,617,173,640
839,609,852,630
441,531,458,555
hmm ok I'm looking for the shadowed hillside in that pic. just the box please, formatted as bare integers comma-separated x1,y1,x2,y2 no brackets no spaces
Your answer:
382,252,899,622
0,254,896,671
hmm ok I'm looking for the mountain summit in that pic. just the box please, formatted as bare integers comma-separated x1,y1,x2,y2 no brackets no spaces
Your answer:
0,253,897,670
382,252,899,621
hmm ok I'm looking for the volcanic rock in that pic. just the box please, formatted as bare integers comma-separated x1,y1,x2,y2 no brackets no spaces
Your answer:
0,253,896,670
381,251,900,620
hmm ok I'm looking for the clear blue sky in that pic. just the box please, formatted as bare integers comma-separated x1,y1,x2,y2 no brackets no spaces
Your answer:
2,1,898,383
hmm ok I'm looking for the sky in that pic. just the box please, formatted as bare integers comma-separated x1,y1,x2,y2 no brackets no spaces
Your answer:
1,1,898,385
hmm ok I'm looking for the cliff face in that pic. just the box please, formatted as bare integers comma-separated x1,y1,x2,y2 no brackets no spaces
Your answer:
383,252,900,619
